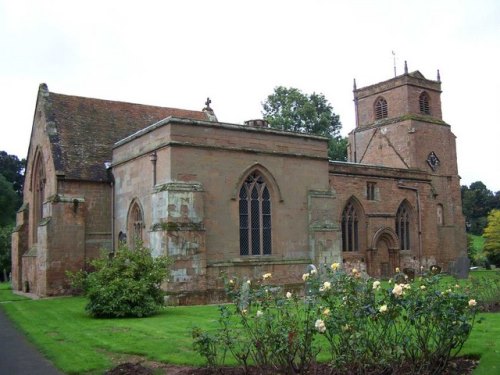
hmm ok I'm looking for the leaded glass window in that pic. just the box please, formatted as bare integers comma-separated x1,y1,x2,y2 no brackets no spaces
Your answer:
342,201,359,252
396,202,411,250
128,201,144,243
239,172,272,256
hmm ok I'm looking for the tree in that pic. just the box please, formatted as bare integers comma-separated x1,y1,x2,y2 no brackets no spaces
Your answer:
461,181,500,235
0,174,17,227
483,209,500,266
262,87,347,160
0,225,12,281
0,151,25,198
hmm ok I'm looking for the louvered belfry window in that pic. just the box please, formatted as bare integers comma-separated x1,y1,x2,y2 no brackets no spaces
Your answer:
239,172,272,256
375,97,388,120
341,201,359,252
396,203,411,250
419,92,431,115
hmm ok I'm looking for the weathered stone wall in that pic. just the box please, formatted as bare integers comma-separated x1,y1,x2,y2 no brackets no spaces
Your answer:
113,119,338,303
329,162,465,277
11,205,28,291
12,90,112,295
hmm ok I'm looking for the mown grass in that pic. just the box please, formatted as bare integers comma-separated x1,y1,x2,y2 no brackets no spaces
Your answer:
1,289,219,374
0,282,28,302
1,271,499,374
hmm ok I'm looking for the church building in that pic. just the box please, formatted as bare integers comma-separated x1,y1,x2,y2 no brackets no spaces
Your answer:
11,66,467,304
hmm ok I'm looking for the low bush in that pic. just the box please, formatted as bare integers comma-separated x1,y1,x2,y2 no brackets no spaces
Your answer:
193,264,479,374
68,241,171,318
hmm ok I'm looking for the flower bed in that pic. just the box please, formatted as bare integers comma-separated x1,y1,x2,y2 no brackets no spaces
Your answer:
192,264,478,375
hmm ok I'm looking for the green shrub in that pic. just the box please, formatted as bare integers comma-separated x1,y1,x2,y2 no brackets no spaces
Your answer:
193,264,479,374
71,241,171,318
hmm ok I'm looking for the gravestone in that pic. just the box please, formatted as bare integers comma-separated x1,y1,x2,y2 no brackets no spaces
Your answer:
403,268,415,281
451,257,470,279
430,265,441,275
239,279,250,311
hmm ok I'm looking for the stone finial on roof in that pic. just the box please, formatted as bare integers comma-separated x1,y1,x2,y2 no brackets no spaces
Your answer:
404,61,408,75
203,97,212,111
202,97,218,122
437,69,441,82
353,78,357,90
39,83,49,97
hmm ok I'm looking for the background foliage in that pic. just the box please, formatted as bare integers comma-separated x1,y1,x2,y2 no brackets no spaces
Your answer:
461,181,500,235
0,151,25,281
483,209,500,266
262,86,347,161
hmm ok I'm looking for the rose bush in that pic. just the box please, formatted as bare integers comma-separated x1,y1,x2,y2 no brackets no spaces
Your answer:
193,265,478,374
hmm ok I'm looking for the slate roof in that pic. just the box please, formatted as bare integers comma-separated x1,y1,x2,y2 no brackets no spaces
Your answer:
40,85,209,182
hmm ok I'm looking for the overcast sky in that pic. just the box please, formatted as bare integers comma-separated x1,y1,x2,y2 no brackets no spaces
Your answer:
1,0,499,191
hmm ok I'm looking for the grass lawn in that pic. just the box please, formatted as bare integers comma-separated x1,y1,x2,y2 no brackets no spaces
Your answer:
1,272,499,374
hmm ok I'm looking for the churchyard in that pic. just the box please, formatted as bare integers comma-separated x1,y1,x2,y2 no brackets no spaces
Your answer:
0,269,499,375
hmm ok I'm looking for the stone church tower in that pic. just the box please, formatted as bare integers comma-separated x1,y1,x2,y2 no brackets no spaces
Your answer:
342,63,466,274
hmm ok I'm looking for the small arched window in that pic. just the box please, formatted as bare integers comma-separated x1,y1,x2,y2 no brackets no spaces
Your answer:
396,202,411,250
419,92,431,115
341,200,359,252
374,97,388,120
437,204,444,226
239,172,272,256
127,200,144,245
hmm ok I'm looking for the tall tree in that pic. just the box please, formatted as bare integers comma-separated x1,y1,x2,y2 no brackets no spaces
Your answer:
483,209,500,266
262,87,347,160
0,151,25,199
461,181,500,235
0,151,24,280
0,225,12,281
0,174,17,227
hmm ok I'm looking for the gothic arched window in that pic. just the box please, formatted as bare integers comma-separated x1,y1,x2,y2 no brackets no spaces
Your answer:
419,92,431,115
396,202,411,250
127,200,144,245
239,172,272,256
341,200,359,252
374,97,388,120
32,151,46,243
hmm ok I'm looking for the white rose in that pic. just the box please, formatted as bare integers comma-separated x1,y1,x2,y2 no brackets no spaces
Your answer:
392,284,403,297
315,319,326,333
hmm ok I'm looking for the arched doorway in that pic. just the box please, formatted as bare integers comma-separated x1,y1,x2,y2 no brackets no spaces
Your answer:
368,228,399,278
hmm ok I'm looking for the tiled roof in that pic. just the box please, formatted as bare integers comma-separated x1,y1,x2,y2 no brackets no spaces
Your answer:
42,88,209,182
